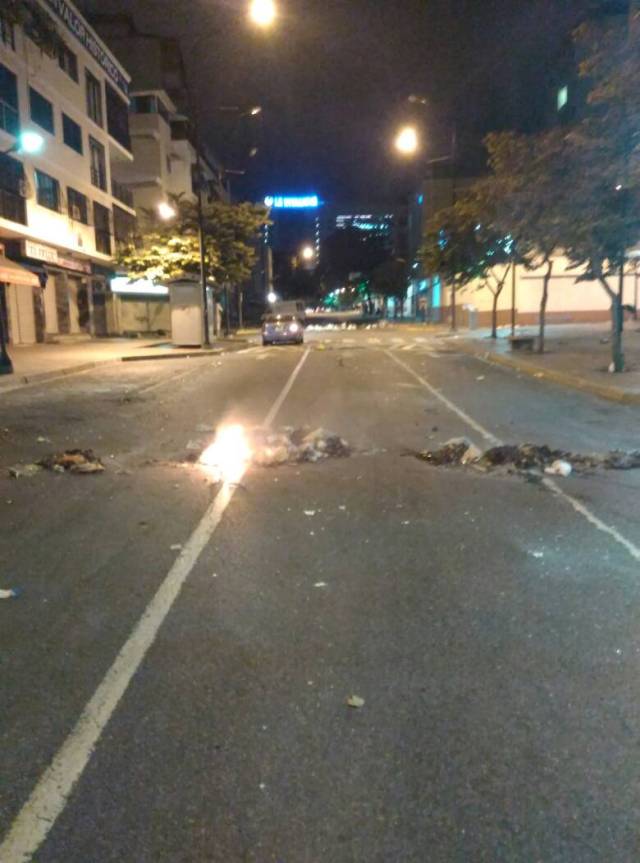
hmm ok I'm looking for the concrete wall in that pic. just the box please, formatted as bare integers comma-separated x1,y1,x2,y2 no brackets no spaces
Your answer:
438,255,636,327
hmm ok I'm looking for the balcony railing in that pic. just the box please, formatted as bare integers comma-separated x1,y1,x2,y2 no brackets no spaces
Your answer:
111,179,134,209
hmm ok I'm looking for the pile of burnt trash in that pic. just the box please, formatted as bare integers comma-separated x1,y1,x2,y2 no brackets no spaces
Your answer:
251,427,351,467
414,438,640,478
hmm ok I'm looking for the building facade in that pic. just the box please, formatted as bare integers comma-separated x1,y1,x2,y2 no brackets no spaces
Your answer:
0,0,134,345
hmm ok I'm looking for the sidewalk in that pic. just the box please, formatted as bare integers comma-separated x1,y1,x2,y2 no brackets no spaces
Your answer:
454,322,640,405
0,336,250,393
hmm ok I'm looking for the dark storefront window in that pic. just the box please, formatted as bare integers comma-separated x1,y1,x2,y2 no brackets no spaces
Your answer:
94,202,112,255
0,152,26,224
0,63,19,136
106,83,131,151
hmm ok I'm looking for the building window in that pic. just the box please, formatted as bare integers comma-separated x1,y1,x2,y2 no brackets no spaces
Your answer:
86,70,103,127
557,85,569,112
105,82,131,151
89,136,107,191
0,152,26,224
131,94,171,125
0,17,15,49
62,113,83,154
58,43,79,82
113,204,137,248
68,187,89,224
94,202,112,255
34,169,60,212
0,63,19,136
29,87,54,135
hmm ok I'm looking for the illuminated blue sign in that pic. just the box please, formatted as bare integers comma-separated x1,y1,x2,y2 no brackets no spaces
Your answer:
264,195,319,209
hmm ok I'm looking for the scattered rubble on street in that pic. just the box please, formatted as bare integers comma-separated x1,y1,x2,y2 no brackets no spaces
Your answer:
251,427,351,467
38,449,105,474
414,437,640,478
0,587,21,600
8,463,42,479
346,695,365,709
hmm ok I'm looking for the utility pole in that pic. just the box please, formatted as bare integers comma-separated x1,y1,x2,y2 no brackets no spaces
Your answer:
0,282,12,374
195,144,212,345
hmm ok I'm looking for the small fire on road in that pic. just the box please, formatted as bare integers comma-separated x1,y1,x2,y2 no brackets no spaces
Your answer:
199,425,252,483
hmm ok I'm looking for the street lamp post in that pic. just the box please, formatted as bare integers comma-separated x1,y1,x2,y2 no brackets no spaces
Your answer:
393,99,458,329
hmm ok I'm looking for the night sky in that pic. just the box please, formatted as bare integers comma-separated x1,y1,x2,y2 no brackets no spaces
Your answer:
83,0,588,203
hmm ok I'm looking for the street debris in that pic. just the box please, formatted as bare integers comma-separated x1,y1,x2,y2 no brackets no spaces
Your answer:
37,450,105,474
0,588,20,600
346,695,365,709
413,438,640,479
249,426,350,468
8,463,42,479
304,510,316,517
36,436,50,444
545,460,573,478
530,551,545,559
170,544,183,551
314,582,328,588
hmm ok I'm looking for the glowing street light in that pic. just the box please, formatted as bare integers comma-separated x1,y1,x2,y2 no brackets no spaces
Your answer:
2,130,45,156
250,106,263,116
301,245,315,262
395,125,419,156
267,291,277,304
157,201,177,221
249,0,277,28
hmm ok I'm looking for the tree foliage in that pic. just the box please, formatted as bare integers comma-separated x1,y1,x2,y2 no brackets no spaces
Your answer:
117,196,269,288
369,257,408,305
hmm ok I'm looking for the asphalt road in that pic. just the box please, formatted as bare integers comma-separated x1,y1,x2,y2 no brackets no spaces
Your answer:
1,326,640,863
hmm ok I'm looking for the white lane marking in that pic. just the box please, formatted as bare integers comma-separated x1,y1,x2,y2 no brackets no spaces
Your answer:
135,363,205,395
0,349,311,863
367,337,382,344
400,343,417,352
385,351,500,445
385,349,640,564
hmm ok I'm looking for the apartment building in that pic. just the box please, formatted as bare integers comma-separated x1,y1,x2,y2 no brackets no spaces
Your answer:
0,0,134,345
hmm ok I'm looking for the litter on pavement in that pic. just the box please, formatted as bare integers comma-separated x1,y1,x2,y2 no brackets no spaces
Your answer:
346,695,365,709
37,450,105,474
249,426,351,468
0,588,21,600
413,438,640,478
8,463,42,479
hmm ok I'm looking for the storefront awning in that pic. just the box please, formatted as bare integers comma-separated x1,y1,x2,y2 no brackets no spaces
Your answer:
0,255,40,288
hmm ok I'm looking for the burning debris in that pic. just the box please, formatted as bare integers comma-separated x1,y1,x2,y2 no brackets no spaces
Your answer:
414,438,640,477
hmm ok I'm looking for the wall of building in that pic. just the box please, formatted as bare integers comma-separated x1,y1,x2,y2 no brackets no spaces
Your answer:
0,0,134,344
436,254,634,327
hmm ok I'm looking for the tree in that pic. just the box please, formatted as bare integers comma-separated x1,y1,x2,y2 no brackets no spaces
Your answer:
483,130,571,352
369,258,408,315
421,196,487,330
117,196,269,292
318,227,389,308
559,11,640,371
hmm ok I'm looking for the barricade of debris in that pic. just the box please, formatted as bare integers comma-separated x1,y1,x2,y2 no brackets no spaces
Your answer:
38,449,105,474
251,427,350,467
414,438,640,478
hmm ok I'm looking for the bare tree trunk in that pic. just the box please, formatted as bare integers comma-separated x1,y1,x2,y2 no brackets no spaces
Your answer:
237,288,244,330
451,282,457,331
598,275,625,373
611,292,625,372
538,259,553,354
491,291,499,339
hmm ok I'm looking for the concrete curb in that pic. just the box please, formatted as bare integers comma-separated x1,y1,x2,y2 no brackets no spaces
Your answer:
0,340,250,394
457,341,640,406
